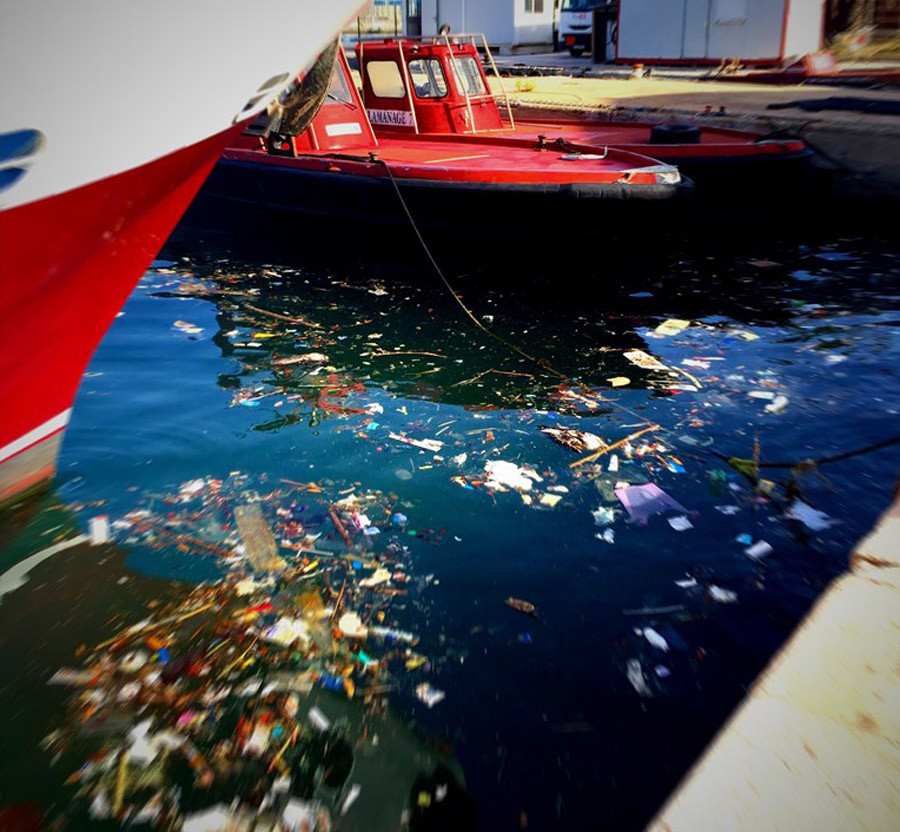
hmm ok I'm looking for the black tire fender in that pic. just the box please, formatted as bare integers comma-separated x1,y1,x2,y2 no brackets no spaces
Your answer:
649,123,701,145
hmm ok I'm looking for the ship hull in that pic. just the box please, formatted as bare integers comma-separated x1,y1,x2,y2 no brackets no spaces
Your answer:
0,1,364,506
0,128,233,503
195,151,686,230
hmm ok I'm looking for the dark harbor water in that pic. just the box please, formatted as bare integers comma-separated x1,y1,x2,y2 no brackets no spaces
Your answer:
2,222,899,831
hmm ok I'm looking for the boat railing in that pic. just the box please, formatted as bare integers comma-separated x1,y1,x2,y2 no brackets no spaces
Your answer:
476,33,516,131
442,34,476,135
396,40,421,136
443,34,515,134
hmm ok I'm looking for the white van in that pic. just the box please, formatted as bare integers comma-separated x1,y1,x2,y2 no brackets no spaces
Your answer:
558,0,616,59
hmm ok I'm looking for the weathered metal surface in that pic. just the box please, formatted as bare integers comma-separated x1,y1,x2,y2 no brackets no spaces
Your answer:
647,491,900,832
0,431,63,507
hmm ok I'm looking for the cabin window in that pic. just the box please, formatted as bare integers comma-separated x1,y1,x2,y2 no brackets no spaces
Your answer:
449,56,487,96
366,60,406,99
327,63,354,104
525,0,544,12
408,58,448,98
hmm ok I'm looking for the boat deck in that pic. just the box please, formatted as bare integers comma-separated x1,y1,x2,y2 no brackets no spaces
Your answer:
380,118,808,160
507,118,804,156
225,135,671,185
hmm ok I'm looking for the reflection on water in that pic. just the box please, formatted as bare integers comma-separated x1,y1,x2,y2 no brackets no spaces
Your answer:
2,223,900,831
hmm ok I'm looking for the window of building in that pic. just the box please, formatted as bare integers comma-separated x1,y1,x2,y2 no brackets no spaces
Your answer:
408,58,448,98
366,60,406,98
449,56,487,96
715,0,747,24
525,0,545,13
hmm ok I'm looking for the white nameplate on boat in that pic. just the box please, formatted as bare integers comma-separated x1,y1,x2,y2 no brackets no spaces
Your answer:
367,109,413,127
325,122,364,137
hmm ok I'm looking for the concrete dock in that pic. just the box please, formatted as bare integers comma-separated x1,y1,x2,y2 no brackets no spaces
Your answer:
487,69,900,194
645,488,900,832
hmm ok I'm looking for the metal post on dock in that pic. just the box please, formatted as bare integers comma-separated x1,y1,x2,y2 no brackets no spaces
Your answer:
591,6,605,64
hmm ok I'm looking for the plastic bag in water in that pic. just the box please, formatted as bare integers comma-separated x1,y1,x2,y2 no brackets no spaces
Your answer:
615,483,687,525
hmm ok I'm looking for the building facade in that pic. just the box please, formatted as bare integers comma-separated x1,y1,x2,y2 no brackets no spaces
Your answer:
617,0,825,65
419,0,556,53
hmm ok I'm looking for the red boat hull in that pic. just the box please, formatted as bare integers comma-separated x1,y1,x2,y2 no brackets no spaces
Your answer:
0,126,238,503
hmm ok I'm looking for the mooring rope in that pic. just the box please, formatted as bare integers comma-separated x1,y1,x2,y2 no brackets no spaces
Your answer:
712,433,900,471
374,157,656,427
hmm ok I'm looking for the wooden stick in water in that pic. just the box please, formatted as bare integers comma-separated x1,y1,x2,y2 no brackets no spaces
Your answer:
328,506,354,548
244,303,320,328
112,750,129,816
330,576,348,625
268,726,299,773
218,635,259,678
570,424,661,468
92,602,217,652
369,349,446,359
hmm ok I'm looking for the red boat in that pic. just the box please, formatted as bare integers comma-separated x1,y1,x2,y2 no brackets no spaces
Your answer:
192,47,689,243
354,35,813,187
710,51,900,86
0,2,365,507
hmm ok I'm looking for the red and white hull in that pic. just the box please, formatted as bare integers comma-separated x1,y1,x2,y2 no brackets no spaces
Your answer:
0,1,364,504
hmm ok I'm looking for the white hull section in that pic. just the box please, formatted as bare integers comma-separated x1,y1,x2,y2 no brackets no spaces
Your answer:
0,1,364,210
0,408,71,465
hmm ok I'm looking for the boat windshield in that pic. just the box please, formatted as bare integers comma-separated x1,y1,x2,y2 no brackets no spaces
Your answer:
408,58,448,98
448,56,487,96
561,0,605,9
327,61,355,104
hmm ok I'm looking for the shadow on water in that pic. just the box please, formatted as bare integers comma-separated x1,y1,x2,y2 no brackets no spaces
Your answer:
170,170,897,284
